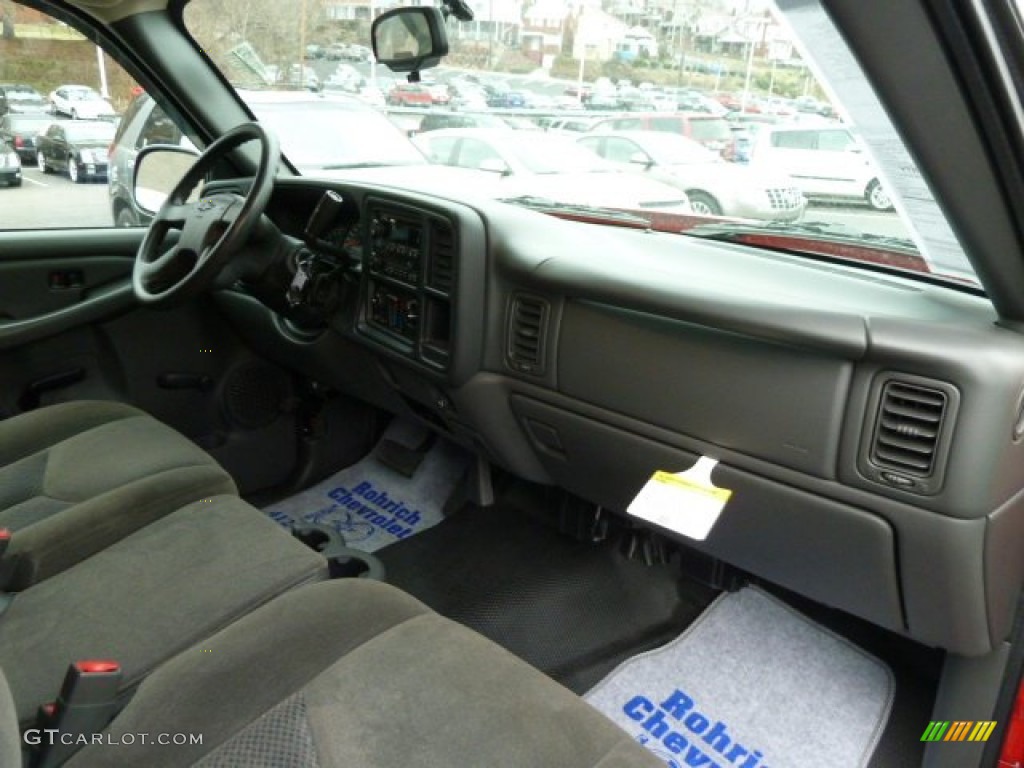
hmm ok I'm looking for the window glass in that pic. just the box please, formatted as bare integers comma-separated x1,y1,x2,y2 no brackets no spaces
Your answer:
455,138,503,170
650,117,682,132
602,137,642,164
817,129,856,152
687,118,732,141
174,0,979,287
0,6,170,229
771,130,818,149
419,135,458,164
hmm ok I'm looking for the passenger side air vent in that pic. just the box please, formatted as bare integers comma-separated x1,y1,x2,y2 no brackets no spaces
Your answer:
872,381,946,474
507,295,548,376
861,375,958,495
428,220,455,294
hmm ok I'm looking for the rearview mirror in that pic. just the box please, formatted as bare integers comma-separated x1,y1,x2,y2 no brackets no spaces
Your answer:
133,145,200,215
371,7,449,76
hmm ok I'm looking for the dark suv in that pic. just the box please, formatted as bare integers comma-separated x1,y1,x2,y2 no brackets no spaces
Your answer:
108,93,186,227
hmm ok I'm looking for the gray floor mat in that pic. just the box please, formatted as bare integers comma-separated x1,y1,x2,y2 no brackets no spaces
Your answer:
585,586,895,768
263,420,470,552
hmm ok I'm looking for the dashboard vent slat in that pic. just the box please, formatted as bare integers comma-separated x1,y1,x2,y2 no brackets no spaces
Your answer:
428,221,455,294
870,381,947,477
507,295,548,376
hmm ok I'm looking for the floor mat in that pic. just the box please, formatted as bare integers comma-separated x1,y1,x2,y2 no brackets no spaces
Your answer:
379,503,717,693
263,420,470,552
585,586,895,768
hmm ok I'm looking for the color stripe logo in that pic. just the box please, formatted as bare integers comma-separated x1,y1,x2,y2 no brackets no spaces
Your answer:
921,721,997,742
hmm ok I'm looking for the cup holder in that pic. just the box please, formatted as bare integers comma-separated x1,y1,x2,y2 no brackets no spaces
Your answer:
291,523,387,582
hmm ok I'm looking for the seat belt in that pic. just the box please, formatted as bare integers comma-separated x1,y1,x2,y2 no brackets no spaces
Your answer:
28,660,123,768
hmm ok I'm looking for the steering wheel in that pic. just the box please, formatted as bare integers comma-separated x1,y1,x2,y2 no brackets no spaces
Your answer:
132,122,279,305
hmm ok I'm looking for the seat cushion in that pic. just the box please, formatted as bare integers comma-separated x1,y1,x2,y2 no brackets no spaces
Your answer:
0,400,237,588
0,494,327,725
67,580,662,768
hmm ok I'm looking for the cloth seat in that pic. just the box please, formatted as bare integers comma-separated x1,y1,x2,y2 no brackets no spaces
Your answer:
0,400,237,589
51,578,662,768
0,494,327,727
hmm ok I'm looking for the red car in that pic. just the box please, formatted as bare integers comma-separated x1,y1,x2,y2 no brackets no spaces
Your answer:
386,83,433,107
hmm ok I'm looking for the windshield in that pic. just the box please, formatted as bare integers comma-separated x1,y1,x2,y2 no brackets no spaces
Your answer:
184,0,980,289
244,98,427,170
65,88,98,101
687,118,732,142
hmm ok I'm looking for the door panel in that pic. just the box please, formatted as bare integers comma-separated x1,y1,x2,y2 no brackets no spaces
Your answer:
0,229,299,494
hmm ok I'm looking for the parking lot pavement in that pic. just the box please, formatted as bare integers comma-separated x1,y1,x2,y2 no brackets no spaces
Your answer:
0,167,113,229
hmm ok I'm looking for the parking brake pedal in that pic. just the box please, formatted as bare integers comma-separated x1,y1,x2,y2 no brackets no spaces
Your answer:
375,429,435,477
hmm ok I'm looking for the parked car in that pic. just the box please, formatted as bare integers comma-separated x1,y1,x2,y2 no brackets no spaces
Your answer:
748,124,893,210
341,43,373,62
47,84,116,120
0,83,49,116
35,119,116,182
578,130,806,221
587,112,738,160
486,90,527,109
0,113,54,162
545,116,600,134
447,80,489,110
413,127,690,212
0,140,21,187
417,112,511,133
386,83,433,107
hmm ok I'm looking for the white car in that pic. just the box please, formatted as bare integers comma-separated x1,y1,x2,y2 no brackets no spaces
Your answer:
748,124,893,211
48,84,115,120
578,130,806,222
413,128,691,213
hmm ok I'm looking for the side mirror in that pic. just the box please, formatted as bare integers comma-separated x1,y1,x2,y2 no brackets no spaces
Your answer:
371,7,449,77
133,144,200,216
478,157,510,175
629,151,652,167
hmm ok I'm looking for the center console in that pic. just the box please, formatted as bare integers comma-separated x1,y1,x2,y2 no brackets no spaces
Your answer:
359,199,457,372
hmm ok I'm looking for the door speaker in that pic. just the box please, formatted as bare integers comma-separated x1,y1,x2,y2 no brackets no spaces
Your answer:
223,361,291,430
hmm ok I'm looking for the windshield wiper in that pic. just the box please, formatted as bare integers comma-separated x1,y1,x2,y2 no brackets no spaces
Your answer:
499,196,653,227
318,161,421,170
686,218,917,252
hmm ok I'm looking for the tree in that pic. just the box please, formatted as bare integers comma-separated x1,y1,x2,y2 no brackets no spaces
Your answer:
1,0,16,40
185,0,328,80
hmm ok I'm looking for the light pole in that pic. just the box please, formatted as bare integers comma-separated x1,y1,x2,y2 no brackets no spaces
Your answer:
95,46,109,99
577,45,585,104
741,34,755,111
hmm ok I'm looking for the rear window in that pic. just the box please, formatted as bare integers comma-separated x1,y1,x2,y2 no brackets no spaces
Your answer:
816,129,856,151
771,130,818,149
650,117,682,131
687,118,731,141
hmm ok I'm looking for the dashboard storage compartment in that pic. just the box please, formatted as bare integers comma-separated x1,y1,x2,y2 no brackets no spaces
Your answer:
511,395,904,633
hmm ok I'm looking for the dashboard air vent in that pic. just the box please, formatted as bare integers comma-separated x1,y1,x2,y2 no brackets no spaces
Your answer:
870,380,947,476
428,221,455,294
507,295,548,375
